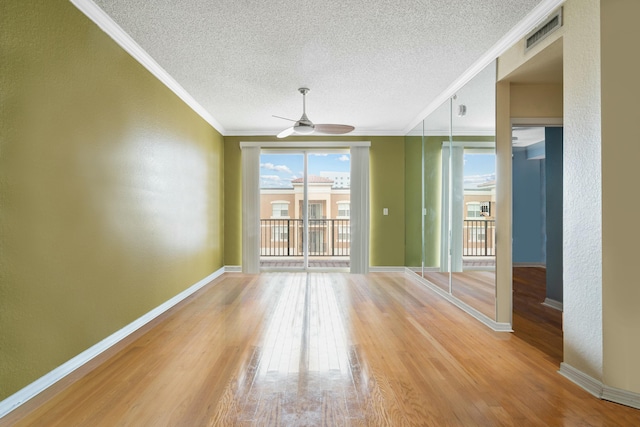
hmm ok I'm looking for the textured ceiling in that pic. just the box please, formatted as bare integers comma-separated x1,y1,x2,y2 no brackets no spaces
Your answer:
90,0,548,136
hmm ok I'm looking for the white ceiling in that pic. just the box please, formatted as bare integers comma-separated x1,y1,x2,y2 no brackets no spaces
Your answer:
87,0,555,137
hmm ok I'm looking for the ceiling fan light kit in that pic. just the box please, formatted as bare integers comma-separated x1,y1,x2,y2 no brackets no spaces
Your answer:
275,88,355,138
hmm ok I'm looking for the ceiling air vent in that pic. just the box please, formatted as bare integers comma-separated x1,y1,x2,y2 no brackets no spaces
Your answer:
525,8,562,52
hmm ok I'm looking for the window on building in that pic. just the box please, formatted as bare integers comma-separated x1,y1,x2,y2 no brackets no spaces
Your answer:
480,201,491,216
271,225,288,242
271,202,289,218
338,225,350,242
308,202,323,219
337,202,350,218
466,202,482,218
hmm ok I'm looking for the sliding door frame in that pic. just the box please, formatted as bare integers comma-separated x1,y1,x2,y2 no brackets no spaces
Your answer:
240,141,370,274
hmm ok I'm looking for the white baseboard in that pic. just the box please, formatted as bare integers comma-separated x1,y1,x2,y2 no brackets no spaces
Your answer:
558,363,603,398
406,266,441,273
602,384,640,410
369,266,406,273
559,363,640,410
405,268,512,332
0,267,225,419
462,266,496,272
542,297,563,311
224,265,242,273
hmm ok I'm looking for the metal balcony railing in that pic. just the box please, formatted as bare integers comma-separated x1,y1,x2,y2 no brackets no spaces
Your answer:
463,219,496,256
262,218,493,257
260,219,350,257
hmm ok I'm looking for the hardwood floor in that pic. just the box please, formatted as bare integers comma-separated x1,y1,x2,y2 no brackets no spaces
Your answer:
512,267,563,363
2,272,638,426
422,271,497,319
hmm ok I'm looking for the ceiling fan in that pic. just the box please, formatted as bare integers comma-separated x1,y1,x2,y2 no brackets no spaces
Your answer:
274,88,355,138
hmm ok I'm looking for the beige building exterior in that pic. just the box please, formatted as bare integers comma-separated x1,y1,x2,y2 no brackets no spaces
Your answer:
260,176,351,256
463,181,496,256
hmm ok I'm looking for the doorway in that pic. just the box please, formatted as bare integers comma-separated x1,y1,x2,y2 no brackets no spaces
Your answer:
511,124,564,361
241,141,370,274
258,150,351,270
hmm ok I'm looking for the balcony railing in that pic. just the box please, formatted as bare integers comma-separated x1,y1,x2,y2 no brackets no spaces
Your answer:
261,218,493,257
260,219,350,257
463,219,496,256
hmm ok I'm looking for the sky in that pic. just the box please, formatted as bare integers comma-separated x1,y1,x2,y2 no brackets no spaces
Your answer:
259,151,495,189
260,152,350,188
463,152,496,189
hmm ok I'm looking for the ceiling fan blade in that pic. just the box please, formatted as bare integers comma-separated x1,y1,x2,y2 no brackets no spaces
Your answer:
277,127,296,138
314,124,355,135
274,88,352,137
272,115,297,122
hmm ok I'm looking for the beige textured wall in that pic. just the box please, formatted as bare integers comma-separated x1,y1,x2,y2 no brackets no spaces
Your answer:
495,81,562,324
561,0,604,383
601,0,640,394
495,81,513,324
0,0,224,399
510,84,563,118
497,0,605,380
498,18,565,81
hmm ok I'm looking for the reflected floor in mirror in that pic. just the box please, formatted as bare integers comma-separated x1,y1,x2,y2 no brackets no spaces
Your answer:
512,267,563,363
421,270,496,319
3,272,638,426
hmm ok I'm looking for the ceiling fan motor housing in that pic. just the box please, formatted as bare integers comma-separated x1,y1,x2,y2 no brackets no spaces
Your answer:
293,122,315,134
294,111,314,134
276,87,354,138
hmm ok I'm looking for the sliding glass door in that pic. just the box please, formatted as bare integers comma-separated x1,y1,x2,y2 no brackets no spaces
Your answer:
259,150,351,270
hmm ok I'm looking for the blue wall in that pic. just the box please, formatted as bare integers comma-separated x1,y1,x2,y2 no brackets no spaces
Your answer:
512,147,546,263
545,127,563,303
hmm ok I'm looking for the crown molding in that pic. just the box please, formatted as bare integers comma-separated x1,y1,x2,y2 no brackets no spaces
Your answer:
223,129,406,137
70,0,565,140
70,0,226,135
239,141,371,149
402,0,566,135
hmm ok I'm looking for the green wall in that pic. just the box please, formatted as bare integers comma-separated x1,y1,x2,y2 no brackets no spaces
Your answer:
224,137,243,266
370,137,405,267
404,135,423,267
404,135,445,268
223,136,405,267
0,0,224,399
1,0,408,403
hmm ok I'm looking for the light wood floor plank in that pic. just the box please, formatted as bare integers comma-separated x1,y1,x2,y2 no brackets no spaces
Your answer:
2,272,639,426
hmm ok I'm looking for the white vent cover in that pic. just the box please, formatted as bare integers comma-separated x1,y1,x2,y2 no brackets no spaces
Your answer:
525,8,563,52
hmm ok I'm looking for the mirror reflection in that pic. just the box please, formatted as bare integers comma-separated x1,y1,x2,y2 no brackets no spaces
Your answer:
408,60,497,321
450,61,497,319
421,100,451,290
